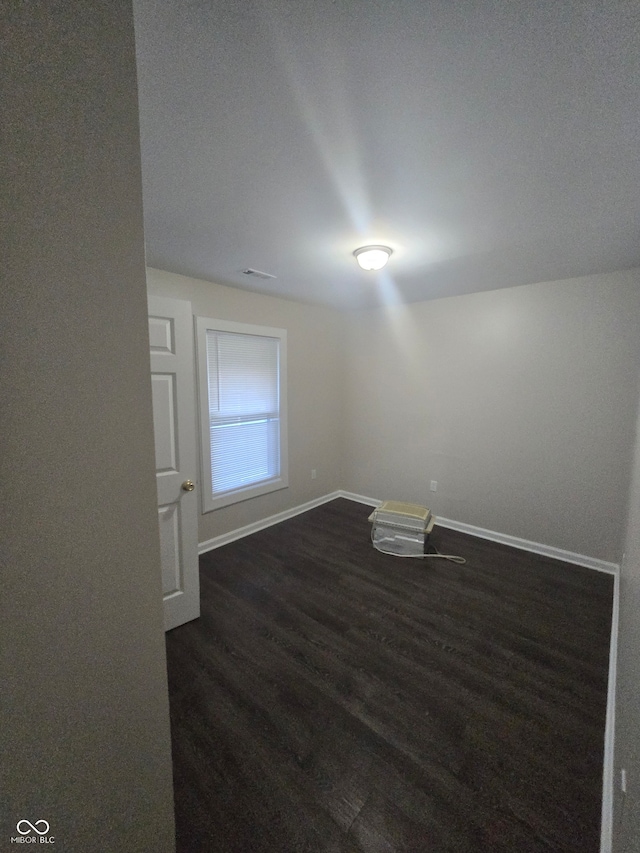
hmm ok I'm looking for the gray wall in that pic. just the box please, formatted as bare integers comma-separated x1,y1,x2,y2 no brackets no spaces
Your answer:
343,270,640,563
1,4,175,851
613,380,640,852
147,268,346,545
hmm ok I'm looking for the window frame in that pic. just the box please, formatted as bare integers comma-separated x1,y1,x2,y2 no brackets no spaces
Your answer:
195,315,288,513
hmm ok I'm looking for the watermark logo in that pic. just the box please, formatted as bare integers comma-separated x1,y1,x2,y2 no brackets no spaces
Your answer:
16,823,49,836
11,820,54,844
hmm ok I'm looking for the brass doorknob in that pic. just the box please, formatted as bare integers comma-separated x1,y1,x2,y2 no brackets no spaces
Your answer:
182,480,195,492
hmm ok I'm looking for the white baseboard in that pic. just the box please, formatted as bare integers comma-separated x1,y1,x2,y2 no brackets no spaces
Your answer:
199,490,619,574
336,490,381,507
436,515,619,575
337,494,620,574
198,491,342,554
600,569,620,853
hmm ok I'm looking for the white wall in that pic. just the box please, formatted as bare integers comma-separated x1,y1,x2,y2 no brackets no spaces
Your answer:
147,268,345,544
1,4,175,850
343,270,640,563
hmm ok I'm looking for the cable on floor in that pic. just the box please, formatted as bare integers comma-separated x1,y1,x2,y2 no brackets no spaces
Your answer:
371,529,466,563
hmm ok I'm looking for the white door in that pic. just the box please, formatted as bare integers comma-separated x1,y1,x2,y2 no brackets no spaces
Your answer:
148,295,200,631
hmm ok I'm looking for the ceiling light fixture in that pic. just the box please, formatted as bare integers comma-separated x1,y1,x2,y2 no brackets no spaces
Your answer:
353,245,392,271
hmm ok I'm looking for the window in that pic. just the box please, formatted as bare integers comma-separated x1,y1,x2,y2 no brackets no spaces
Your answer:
196,316,288,512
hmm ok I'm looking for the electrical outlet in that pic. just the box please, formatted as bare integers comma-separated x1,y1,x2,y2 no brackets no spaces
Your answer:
621,768,627,794
311,469,317,480
430,480,437,492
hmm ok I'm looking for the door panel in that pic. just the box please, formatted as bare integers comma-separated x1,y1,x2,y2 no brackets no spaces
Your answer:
158,503,181,596
151,374,177,476
149,315,174,352
148,295,200,631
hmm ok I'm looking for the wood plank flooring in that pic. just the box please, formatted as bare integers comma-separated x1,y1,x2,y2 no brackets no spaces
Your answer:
166,498,613,853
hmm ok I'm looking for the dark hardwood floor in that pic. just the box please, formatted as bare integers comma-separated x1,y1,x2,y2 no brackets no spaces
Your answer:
166,498,613,853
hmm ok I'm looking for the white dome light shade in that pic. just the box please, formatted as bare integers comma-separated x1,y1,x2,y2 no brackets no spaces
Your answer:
354,245,392,271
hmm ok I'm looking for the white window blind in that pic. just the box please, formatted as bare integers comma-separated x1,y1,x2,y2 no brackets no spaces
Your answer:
205,330,281,496
196,316,287,513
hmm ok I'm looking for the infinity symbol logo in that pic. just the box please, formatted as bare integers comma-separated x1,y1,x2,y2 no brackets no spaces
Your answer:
17,820,50,835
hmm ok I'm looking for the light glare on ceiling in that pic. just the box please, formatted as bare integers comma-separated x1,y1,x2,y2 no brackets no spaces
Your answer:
354,245,392,271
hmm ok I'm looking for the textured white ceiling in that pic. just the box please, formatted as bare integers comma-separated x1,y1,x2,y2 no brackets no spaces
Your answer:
133,0,640,310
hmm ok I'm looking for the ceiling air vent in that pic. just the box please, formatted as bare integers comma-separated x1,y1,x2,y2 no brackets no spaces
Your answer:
241,268,276,281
